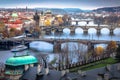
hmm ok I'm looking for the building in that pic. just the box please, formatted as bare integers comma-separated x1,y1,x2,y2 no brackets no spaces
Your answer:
5,12,23,30
3,54,38,80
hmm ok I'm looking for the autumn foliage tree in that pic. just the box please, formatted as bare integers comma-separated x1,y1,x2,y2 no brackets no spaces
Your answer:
8,28,22,37
95,46,104,56
57,17,63,26
9,28,17,37
0,21,10,38
107,41,117,53
0,21,5,34
44,19,51,26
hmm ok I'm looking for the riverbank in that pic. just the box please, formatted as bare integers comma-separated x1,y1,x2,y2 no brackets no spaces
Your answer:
70,57,119,72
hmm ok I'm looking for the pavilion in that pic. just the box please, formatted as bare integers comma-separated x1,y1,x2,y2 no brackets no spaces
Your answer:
4,54,38,80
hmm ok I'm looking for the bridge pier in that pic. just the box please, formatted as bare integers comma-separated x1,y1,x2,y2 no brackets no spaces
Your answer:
97,29,101,35
70,30,75,35
55,29,63,34
70,27,75,35
75,21,79,25
110,29,114,35
45,29,51,35
58,29,63,34
53,41,61,53
83,30,88,35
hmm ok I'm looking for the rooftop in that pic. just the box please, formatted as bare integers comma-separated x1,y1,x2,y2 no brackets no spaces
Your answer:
6,55,38,66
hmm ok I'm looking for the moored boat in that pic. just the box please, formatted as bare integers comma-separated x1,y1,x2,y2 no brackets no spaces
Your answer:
11,45,28,52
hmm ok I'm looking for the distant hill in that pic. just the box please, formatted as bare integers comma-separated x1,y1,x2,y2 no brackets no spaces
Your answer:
35,8,91,14
0,7,91,14
93,6,120,12
35,8,67,14
63,8,83,13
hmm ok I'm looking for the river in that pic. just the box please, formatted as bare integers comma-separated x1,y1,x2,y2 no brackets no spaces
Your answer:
0,26,120,66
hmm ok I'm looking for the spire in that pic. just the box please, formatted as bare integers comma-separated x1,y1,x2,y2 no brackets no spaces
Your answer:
33,10,40,26
16,7,17,12
26,6,28,12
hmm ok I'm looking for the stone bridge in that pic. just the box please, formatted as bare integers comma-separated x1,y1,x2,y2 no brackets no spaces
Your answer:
1,38,119,53
70,19,93,25
41,25,119,35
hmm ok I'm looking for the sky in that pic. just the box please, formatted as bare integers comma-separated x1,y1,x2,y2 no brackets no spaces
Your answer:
0,0,120,10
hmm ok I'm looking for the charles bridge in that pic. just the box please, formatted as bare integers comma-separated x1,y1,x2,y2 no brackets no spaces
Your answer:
0,38,120,53
41,25,119,35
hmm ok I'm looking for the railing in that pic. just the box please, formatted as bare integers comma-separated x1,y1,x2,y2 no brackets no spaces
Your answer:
54,54,111,71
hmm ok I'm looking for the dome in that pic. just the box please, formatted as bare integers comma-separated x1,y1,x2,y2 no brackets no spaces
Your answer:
11,12,18,18
6,55,38,66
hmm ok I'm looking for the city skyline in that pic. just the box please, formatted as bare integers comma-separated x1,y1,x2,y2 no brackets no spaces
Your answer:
0,0,120,10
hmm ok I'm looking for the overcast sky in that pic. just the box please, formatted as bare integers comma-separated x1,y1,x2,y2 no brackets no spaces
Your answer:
0,0,120,10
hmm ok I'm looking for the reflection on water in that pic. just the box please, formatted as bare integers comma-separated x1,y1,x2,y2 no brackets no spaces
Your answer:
30,41,53,52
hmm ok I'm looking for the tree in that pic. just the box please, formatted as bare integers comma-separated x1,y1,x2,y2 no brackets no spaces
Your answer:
95,46,104,56
0,21,5,33
9,28,18,37
57,17,63,26
107,41,117,53
44,19,51,26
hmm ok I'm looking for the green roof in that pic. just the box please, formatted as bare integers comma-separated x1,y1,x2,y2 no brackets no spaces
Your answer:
6,55,38,66
11,12,18,17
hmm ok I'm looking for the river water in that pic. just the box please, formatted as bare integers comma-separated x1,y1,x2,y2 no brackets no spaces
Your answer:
1,24,120,66
28,27,120,64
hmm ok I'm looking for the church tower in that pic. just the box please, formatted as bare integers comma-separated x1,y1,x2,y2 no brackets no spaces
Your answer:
33,11,40,26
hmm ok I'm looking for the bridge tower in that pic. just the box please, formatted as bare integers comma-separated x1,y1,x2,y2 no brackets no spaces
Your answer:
53,40,61,53
34,10,40,26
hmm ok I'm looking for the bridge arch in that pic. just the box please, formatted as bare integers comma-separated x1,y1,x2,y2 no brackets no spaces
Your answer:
71,21,76,25
88,28,97,34
61,42,88,52
75,27,83,34
63,28,70,35
78,21,87,26
29,41,53,52
94,44,108,49
114,28,120,35
101,28,110,35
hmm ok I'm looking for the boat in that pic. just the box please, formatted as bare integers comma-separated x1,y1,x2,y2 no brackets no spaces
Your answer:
11,45,28,52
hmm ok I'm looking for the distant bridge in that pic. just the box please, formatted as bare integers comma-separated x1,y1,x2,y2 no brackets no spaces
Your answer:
41,25,119,35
